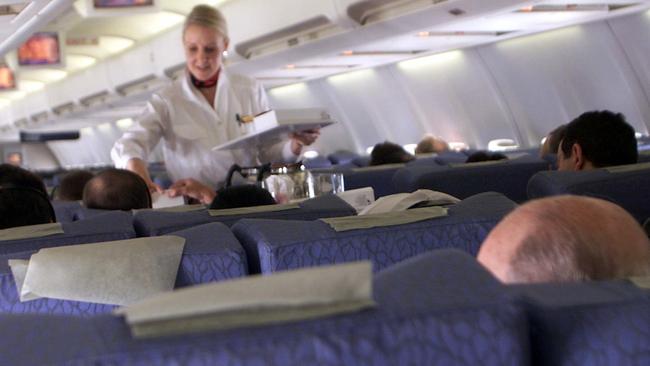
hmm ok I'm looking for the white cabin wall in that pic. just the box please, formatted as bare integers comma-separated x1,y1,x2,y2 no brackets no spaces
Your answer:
479,19,650,148
269,11,650,155
608,10,650,119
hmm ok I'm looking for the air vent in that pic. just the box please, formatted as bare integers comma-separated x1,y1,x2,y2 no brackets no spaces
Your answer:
116,75,167,96
164,63,185,80
30,111,49,124
340,50,425,56
236,16,343,59
417,31,513,37
20,130,80,143
53,102,78,116
348,0,449,25
0,2,28,17
80,91,113,107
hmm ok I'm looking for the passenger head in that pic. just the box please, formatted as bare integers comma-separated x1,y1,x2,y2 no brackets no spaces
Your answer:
369,141,415,166
539,124,567,157
558,111,637,171
209,184,276,210
83,168,151,211
183,5,229,82
0,164,55,229
478,196,650,283
54,170,94,201
465,151,508,163
415,135,449,155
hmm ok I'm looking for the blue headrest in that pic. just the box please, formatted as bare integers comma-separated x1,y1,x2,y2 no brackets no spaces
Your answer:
394,157,548,202
0,222,247,315
134,194,356,236
232,192,517,274
527,164,650,223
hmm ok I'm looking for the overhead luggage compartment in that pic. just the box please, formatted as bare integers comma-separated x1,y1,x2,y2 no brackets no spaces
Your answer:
221,0,351,60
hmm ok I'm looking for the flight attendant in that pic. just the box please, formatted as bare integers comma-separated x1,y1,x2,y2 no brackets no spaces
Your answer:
111,4,318,202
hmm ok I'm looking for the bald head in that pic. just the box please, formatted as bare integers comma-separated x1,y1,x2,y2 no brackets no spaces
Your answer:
83,168,151,211
415,135,449,155
478,195,650,283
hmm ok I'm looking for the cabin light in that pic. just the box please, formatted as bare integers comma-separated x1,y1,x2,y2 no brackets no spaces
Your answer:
327,69,374,85
222,50,229,58
18,69,68,83
116,118,134,130
81,127,94,136
97,123,112,132
303,150,319,159
365,146,374,155
66,54,97,72
488,139,519,152
0,90,26,100
635,132,644,139
285,64,296,69
341,50,354,56
268,82,307,97
18,80,45,93
540,136,547,145
519,6,534,12
398,51,462,71
417,31,430,37
100,36,135,54
403,143,417,155
448,142,469,151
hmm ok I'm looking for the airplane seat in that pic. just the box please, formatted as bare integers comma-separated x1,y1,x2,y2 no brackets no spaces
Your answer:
327,150,360,165
507,280,650,365
434,151,470,165
0,251,529,365
352,156,371,167
637,151,650,163
394,158,549,202
231,192,517,275
0,222,248,315
341,163,440,198
0,211,135,256
527,163,650,223
51,200,83,223
133,194,357,237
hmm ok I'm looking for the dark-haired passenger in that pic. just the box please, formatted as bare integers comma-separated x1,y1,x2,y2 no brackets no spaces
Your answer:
465,151,507,164
0,164,55,229
209,185,276,210
369,141,415,166
54,170,94,201
557,110,637,171
83,168,151,211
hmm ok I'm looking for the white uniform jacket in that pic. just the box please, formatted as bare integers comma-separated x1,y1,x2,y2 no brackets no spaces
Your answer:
111,71,295,187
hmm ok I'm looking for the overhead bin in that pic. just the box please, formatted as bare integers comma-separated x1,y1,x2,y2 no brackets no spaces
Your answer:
345,0,451,25
220,0,350,59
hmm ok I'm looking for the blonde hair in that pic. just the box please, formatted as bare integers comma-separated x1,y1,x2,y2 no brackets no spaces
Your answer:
184,5,229,41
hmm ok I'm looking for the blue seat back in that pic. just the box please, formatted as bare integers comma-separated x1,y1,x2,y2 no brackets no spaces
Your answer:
232,192,517,274
0,211,135,256
509,280,650,366
0,251,529,366
527,163,650,223
394,156,549,202
0,222,247,315
133,194,356,237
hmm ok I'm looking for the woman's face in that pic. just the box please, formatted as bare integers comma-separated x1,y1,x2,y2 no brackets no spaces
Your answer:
183,24,228,81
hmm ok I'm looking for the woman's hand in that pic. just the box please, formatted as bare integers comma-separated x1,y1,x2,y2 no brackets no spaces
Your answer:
290,128,321,155
168,178,216,205
126,158,163,193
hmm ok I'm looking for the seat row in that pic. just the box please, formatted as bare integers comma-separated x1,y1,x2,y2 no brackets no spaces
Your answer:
0,192,517,315
319,156,650,223
0,249,647,365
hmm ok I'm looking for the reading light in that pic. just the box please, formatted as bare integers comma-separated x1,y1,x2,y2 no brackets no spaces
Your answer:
328,69,374,85
268,82,307,98
448,142,469,151
398,51,462,71
66,54,97,72
18,80,45,93
97,122,112,133
303,150,319,159
116,118,134,130
403,143,417,155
